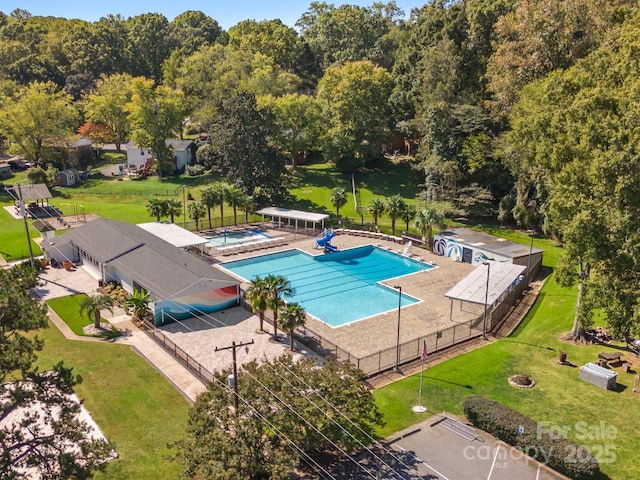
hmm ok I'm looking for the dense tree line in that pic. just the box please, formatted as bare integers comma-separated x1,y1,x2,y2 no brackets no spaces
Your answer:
2,1,640,337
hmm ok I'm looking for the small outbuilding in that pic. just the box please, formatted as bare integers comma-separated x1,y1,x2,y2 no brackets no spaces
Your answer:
54,168,79,187
433,228,543,271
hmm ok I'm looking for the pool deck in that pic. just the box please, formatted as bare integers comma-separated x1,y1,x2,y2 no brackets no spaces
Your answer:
202,228,479,360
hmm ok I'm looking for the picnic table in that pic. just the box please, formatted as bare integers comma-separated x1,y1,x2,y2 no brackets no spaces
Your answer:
598,351,623,367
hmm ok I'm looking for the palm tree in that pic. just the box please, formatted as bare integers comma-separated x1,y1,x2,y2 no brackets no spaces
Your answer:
166,199,182,224
264,274,293,340
80,293,114,329
211,182,229,227
239,194,255,224
245,277,269,333
367,198,385,228
200,186,217,229
225,186,244,226
329,187,348,220
415,207,445,249
401,204,417,233
123,289,152,321
188,201,206,231
146,197,167,221
385,195,406,236
278,302,306,352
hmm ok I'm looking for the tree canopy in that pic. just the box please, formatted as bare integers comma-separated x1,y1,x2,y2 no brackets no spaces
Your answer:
173,355,382,479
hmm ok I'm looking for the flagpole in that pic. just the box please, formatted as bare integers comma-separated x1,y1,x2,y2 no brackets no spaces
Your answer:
413,341,427,413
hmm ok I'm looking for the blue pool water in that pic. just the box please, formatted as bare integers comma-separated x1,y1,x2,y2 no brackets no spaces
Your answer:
208,229,271,248
221,246,433,327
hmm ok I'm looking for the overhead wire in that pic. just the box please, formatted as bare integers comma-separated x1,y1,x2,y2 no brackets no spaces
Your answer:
24,199,399,477
239,367,379,480
261,360,410,479
205,374,338,480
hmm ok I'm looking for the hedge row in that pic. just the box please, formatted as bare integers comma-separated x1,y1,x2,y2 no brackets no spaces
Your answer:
463,395,600,480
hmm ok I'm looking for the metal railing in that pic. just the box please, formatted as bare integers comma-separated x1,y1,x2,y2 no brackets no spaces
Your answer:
135,248,542,380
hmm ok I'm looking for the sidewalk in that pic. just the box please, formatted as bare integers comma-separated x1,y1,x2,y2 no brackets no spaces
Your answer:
46,305,207,403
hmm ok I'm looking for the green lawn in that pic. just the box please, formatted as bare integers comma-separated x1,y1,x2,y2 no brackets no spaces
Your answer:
48,294,93,335
35,320,190,479
374,230,636,480
47,293,122,338
1,159,429,263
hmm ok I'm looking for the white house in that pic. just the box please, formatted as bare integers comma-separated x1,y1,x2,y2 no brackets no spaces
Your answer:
125,139,196,173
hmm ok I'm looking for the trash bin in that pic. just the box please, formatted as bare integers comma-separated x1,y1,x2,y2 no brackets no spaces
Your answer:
559,351,567,363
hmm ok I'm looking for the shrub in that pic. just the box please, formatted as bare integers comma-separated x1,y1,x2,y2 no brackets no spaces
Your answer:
185,164,206,176
463,396,600,480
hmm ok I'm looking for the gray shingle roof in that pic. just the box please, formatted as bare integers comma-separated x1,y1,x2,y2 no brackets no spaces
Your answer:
60,218,237,297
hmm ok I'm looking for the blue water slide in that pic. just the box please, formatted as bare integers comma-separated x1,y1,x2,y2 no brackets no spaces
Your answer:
316,229,338,252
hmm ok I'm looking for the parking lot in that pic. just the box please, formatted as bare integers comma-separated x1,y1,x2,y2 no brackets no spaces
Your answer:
387,414,569,480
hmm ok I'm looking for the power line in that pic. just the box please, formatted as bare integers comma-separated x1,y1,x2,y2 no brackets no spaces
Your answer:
262,360,411,479
206,374,338,480
240,367,379,480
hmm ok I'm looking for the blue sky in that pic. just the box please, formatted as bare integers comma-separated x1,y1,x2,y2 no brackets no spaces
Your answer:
5,1,421,30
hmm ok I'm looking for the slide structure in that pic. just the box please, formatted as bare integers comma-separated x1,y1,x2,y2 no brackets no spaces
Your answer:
315,228,338,253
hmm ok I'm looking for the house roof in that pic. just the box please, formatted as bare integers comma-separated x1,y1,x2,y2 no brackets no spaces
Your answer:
46,218,237,297
70,137,92,148
5,183,53,202
125,139,195,151
437,228,543,260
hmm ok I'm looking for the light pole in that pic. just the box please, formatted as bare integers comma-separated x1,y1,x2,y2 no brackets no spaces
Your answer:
482,262,491,339
526,229,535,280
394,285,402,373
182,184,187,229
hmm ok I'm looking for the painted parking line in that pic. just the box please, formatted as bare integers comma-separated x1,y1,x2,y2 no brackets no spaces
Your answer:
395,445,452,480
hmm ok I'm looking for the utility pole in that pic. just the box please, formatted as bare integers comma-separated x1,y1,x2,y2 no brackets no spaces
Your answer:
17,184,35,269
215,339,254,411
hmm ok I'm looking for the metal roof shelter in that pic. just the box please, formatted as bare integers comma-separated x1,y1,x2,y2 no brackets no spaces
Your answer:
256,207,329,231
444,262,526,320
137,221,208,249
5,183,53,203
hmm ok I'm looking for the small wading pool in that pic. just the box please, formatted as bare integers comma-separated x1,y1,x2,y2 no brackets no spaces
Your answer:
208,229,272,249
221,245,434,327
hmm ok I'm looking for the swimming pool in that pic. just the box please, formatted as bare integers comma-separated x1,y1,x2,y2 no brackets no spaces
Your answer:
221,245,433,327
208,229,271,249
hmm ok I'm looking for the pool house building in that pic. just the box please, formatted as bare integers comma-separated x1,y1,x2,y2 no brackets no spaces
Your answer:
41,218,240,326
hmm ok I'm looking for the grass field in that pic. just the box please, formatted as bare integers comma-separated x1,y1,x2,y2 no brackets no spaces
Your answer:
1,158,429,263
34,320,190,479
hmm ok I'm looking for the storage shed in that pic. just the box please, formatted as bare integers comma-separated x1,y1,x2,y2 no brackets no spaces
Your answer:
54,168,79,187
579,363,617,390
